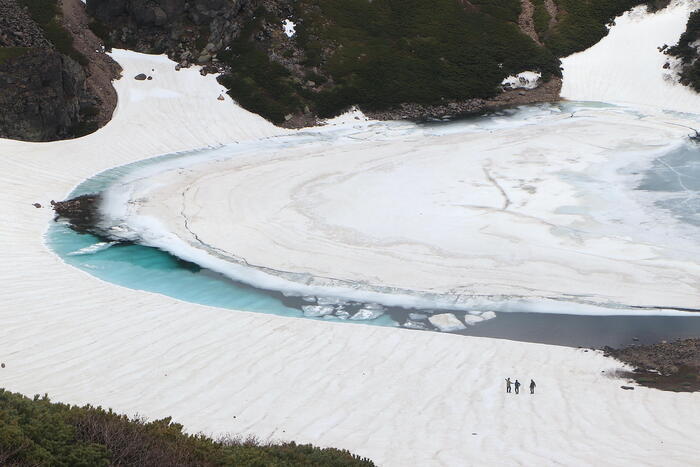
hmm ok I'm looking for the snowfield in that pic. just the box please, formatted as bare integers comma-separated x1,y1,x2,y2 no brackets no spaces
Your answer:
562,0,700,112
1,1,700,465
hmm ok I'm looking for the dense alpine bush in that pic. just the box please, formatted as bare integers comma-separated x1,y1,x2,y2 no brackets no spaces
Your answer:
217,0,664,122
543,0,644,56
0,389,375,466
666,9,700,92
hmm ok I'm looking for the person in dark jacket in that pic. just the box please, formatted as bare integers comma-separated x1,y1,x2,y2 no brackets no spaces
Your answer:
514,380,521,394
530,379,536,394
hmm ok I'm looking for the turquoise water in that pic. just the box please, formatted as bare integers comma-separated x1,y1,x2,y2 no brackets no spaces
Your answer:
47,145,402,326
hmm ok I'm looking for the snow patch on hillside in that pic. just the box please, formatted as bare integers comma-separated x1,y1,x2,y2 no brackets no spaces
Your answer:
561,0,700,113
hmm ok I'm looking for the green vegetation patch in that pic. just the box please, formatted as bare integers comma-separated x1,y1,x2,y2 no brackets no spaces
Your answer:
667,9,700,92
544,0,642,56
532,0,552,38
0,47,29,65
0,389,376,466
217,9,306,124
296,0,559,117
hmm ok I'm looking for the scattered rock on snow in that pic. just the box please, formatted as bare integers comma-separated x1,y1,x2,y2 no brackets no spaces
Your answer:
134,73,147,80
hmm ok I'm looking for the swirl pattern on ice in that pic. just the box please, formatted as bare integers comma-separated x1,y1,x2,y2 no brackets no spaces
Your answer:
97,103,700,312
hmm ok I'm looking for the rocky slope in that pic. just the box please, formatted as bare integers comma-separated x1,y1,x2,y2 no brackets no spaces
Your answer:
0,0,119,142
605,339,700,392
2,0,699,139
85,0,692,127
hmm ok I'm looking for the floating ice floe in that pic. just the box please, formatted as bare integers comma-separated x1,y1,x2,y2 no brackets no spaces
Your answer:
335,310,351,319
317,296,348,306
350,306,385,320
282,19,296,38
403,320,429,330
463,314,484,326
480,311,497,321
302,305,334,317
428,313,466,332
501,71,541,90
409,313,428,321
463,311,497,326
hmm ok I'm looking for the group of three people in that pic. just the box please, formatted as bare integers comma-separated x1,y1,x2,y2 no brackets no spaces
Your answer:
505,378,535,394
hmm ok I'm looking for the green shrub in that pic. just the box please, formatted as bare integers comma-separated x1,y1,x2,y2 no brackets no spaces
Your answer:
666,9,700,92
544,0,641,57
293,0,558,116
533,0,552,37
0,389,375,466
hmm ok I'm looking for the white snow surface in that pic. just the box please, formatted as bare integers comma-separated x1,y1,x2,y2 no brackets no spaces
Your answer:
501,71,541,89
1,17,700,466
282,19,296,38
562,0,700,113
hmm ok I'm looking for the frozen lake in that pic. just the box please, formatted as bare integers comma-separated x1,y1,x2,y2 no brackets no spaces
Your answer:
48,102,700,345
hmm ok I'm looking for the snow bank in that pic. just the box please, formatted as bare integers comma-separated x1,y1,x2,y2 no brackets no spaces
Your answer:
561,0,700,113
282,19,296,38
501,71,541,89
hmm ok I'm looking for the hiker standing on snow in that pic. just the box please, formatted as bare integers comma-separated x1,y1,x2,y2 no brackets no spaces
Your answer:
514,380,521,394
505,378,512,393
530,379,536,394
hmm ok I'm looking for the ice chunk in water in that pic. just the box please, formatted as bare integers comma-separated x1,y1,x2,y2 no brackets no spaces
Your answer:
335,310,351,320
409,313,428,320
403,320,429,330
302,305,334,317
350,307,385,320
429,313,466,332
480,311,497,321
463,314,485,326
317,296,349,306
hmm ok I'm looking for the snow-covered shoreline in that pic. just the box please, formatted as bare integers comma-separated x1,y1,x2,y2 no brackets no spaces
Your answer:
1,1,700,464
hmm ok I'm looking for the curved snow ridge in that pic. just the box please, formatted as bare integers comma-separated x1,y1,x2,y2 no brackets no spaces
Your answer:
562,0,700,114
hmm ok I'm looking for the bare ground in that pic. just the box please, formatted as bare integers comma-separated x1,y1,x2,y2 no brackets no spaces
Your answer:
605,339,700,392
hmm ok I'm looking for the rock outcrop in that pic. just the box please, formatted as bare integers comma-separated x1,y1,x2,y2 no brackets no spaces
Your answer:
51,194,102,234
86,0,258,67
0,0,120,142
0,49,86,141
